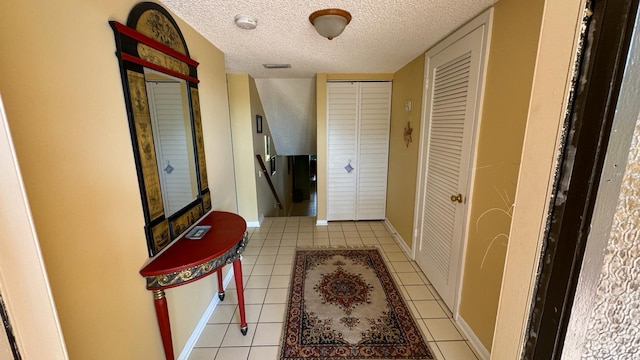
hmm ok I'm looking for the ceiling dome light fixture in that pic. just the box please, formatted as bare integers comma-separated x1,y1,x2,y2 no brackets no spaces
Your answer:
309,8,351,40
234,14,257,30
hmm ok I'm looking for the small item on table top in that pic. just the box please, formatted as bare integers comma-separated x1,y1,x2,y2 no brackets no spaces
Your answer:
185,225,211,240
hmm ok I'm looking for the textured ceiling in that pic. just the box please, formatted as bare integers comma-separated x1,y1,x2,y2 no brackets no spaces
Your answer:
160,0,496,78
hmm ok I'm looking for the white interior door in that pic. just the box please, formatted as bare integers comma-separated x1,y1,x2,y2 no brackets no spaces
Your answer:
327,82,391,221
327,82,358,221
416,24,487,311
356,82,392,220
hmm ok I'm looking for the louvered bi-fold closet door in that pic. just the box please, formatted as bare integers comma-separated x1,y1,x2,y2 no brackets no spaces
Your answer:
357,82,392,220
327,82,358,221
417,26,485,310
327,82,392,221
146,80,196,217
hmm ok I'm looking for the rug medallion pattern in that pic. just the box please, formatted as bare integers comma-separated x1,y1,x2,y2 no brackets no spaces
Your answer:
281,248,433,360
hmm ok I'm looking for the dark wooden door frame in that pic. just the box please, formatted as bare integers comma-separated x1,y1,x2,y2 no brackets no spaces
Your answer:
523,0,640,359
0,293,21,360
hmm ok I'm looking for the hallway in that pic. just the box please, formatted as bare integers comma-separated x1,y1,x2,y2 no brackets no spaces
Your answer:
188,217,479,360
287,182,316,217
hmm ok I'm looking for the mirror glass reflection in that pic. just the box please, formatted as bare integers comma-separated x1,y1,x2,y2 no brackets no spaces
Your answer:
144,68,198,217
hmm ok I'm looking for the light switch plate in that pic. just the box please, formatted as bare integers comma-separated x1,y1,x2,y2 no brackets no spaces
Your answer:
405,100,413,111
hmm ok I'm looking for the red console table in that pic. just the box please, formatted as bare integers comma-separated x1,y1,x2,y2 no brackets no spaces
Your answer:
140,211,249,360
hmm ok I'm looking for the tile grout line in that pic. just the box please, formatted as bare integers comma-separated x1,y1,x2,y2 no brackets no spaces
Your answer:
189,218,478,360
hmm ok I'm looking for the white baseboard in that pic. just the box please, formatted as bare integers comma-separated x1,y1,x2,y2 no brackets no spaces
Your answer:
383,219,413,258
316,219,328,226
455,315,490,360
177,268,235,360
383,222,487,359
246,220,260,227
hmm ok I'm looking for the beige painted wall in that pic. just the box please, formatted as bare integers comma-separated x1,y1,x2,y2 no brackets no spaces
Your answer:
248,75,284,218
228,74,260,223
254,78,317,156
228,74,287,222
0,0,236,358
316,74,328,222
386,55,425,247
0,96,67,359
491,0,586,357
458,0,545,350
316,73,394,222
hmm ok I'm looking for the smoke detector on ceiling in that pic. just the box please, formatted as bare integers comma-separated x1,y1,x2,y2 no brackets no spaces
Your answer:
234,15,257,30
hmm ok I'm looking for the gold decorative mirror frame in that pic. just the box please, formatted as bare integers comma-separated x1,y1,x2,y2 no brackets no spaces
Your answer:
110,2,211,256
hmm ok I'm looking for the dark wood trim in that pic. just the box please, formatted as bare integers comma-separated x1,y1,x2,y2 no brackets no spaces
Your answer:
120,53,199,83
0,294,21,360
112,21,199,68
256,154,284,209
524,0,640,358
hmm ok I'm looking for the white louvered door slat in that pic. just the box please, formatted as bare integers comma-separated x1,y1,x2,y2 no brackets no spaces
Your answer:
357,82,392,220
416,25,485,311
327,83,358,221
422,50,469,292
147,81,196,216
327,82,391,221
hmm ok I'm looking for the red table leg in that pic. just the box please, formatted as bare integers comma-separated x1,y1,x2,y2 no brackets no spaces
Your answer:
152,290,174,360
232,259,248,335
216,269,225,300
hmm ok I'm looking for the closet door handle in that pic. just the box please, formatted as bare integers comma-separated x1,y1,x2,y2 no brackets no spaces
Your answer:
450,194,463,203
345,160,354,173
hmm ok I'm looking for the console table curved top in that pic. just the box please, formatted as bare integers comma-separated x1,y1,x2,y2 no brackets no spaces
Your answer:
140,211,248,290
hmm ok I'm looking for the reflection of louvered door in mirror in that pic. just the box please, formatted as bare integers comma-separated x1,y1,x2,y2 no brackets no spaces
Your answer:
416,23,487,311
327,81,392,221
111,2,212,255
146,77,198,217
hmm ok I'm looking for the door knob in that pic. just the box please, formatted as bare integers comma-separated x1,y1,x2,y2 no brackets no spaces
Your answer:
450,194,463,203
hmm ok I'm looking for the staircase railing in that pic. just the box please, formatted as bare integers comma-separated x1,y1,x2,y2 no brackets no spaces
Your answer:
256,154,283,209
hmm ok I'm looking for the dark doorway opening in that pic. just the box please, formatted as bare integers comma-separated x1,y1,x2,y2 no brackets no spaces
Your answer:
288,155,317,217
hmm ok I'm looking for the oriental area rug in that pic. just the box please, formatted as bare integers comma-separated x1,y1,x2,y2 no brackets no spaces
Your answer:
280,248,433,360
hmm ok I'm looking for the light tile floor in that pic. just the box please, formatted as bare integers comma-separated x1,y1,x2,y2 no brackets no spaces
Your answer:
189,217,479,360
